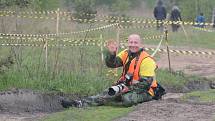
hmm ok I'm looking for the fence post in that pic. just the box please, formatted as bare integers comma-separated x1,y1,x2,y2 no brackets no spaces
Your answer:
56,8,60,74
52,8,60,78
45,38,48,72
100,34,104,63
165,27,171,72
99,34,104,75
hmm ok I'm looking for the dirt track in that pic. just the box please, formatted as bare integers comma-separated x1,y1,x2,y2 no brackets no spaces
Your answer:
114,93,215,121
155,45,215,78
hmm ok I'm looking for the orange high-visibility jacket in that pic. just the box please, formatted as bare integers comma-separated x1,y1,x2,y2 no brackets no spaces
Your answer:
119,49,158,96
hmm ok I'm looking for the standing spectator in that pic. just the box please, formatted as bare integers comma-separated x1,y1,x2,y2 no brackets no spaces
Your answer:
153,0,167,31
195,13,205,28
170,5,182,32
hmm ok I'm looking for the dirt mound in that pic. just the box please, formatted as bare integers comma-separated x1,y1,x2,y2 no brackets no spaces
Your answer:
114,93,215,121
0,89,64,113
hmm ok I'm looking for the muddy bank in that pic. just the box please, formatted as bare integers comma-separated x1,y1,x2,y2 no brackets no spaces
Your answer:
0,89,64,114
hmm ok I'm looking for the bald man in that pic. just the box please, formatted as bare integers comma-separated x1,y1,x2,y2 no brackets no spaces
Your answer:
105,34,165,106
61,34,165,108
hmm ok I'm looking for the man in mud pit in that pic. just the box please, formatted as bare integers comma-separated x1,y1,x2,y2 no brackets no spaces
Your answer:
61,34,165,108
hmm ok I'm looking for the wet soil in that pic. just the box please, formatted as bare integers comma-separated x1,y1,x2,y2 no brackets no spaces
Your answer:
0,89,65,121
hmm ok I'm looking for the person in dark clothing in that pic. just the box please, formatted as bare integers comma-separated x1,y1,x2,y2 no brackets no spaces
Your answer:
170,5,182,32
153,0,167,31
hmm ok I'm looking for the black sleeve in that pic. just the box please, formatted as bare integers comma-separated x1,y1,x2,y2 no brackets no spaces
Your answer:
153,7,157,18
179,12,182,20
105,51,123,68
163,7,167,19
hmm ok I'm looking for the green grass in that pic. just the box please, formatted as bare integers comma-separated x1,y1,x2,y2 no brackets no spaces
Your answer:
110,25,215,49
182,89,215,103
157,69,187,89
42,106,133,121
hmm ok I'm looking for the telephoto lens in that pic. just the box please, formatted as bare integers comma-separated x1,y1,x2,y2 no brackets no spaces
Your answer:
108,83,125,96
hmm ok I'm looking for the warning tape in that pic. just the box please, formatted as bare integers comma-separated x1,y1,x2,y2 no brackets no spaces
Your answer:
144,47,215,56
0,10,70,16
1,11,215,26
0,35,46,41
0,14,56,20
0,43,101,47
0,32,55,38
0,23,117,37
119,24,156,29
193,27,214,32
58,23,118,35
0,42,214,56
59,17,215,27
0,35,101,44
119,43,215,56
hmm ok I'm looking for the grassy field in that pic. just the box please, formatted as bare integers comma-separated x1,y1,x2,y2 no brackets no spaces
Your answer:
42,106,133,121
182,89,215,103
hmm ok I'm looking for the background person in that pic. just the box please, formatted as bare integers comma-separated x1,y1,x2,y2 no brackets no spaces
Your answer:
195,13,205,28
170,5,182,32
153,0,167,31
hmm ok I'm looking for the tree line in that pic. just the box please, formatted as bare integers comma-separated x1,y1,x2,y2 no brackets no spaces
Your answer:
0,0,214,22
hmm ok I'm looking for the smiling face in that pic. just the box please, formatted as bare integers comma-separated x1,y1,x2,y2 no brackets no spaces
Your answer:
128,34,142,53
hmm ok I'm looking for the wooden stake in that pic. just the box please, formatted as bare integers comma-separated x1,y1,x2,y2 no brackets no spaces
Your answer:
45,39,48,72
56,8,60,74
100,34,104,63
100,34,104,75
165,27,171,72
